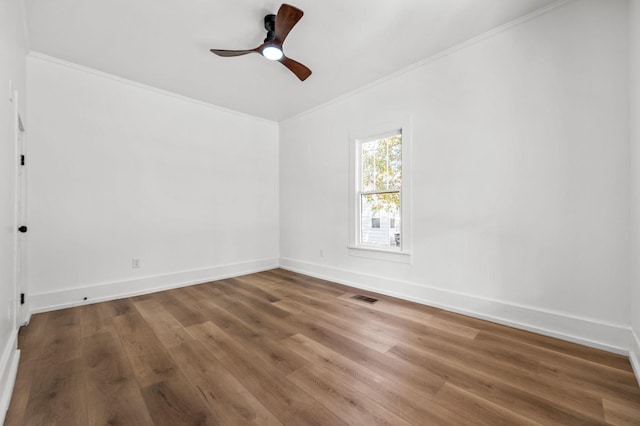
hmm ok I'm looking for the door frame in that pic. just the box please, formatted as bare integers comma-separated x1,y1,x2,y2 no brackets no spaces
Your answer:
14,89,28,327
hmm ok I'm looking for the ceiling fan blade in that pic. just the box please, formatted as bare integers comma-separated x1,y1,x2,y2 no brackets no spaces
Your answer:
210,48,258,57
275,4,303,43
280,56,312,81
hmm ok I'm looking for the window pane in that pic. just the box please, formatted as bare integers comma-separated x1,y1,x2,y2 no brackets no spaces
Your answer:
360,192,401,248
361,134,402,192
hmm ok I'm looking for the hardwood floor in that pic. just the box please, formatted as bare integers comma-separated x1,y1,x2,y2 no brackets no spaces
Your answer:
5,269,640,425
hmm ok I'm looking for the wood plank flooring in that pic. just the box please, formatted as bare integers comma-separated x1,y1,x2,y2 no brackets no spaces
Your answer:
5,269,640,425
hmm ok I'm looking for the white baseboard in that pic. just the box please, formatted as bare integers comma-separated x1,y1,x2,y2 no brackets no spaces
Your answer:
30,257,279,313
26,255,633,358
0,330,20,426
279,258,631,355
631,329,640,387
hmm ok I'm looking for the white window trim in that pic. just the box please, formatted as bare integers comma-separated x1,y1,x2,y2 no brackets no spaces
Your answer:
348,117,412,263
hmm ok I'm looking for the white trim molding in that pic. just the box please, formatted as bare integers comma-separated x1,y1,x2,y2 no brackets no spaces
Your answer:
282,1,573,124
347,245,412,264
27,52,278,127
349,116,413,262
279,257,631,355
631,329,640,387
29,258,278,313
0,331,20,426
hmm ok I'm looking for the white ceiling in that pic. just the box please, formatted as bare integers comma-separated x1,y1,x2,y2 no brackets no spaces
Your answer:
25,0,558,122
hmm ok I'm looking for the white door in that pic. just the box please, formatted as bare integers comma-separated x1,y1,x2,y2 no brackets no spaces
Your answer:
14,90,28,326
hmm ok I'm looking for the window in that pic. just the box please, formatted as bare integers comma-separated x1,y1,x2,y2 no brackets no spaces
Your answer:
359,132,402,249
349,118,411,262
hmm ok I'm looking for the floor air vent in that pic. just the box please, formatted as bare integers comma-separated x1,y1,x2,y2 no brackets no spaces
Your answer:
351,294,378,304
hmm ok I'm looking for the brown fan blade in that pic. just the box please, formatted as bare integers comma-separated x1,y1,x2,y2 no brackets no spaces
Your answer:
275,4,303,44
210,48,259,57
279,55,312,81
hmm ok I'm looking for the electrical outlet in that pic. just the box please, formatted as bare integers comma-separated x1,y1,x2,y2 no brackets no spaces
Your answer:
132,258,140,269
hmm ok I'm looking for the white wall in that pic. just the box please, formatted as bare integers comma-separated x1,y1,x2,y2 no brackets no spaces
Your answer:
0,0,27,420
280,0,631,352
629,0,640,381
26,54,280,311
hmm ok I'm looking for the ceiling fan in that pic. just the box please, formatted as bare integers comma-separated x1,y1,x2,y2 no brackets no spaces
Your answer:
210,3,312,81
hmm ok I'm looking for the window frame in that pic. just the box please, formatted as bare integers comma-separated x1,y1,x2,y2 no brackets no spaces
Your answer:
348,117,412,263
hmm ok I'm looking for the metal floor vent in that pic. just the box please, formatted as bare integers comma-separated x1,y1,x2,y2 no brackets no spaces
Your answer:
351,294,378,304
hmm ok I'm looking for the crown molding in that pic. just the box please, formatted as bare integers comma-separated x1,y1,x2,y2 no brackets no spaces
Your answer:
27,51,278,127
281,0,574,124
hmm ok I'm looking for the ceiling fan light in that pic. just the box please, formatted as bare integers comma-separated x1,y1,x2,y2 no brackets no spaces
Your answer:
262,46,283,61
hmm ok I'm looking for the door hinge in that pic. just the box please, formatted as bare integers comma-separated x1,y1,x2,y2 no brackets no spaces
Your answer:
20,293,24,305
20,155,24,166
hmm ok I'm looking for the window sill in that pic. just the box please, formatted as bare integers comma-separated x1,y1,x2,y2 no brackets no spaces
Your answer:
347,245,412,264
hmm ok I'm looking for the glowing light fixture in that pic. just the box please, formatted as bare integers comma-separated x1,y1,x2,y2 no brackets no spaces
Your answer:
262,46,283,61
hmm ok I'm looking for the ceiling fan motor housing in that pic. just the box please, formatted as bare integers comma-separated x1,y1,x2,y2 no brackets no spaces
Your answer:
264,14,276,42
